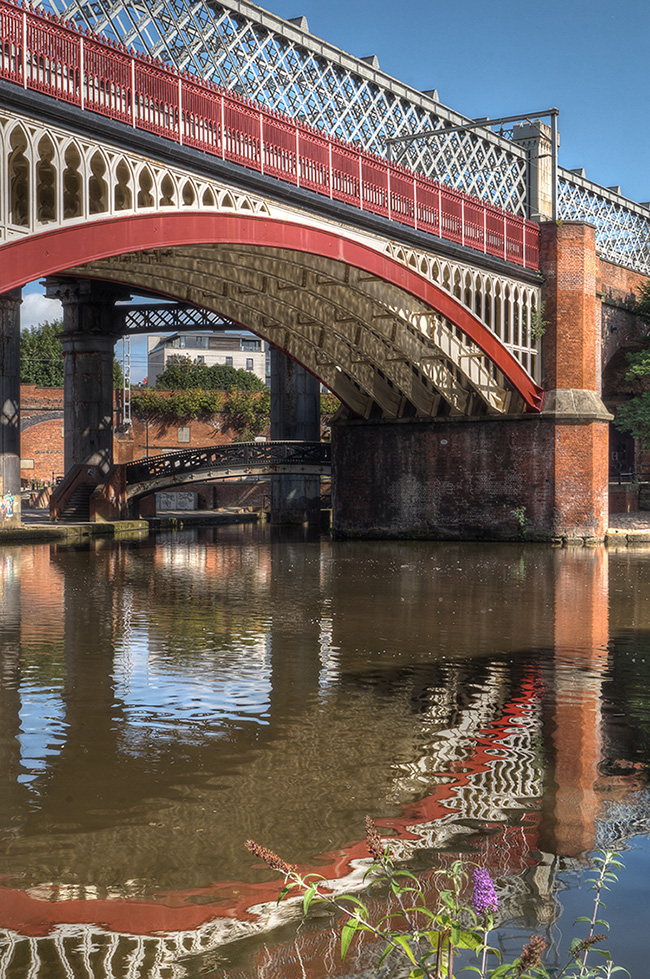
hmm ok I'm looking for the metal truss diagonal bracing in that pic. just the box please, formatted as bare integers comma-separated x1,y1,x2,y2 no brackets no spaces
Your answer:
32,0,650,276
39,0,530,214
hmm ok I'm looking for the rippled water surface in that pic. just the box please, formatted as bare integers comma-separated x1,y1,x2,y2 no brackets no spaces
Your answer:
1,527,649,977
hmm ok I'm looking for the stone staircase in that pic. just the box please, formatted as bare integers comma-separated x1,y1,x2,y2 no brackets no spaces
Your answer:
638,483,650,511
55,484,93,522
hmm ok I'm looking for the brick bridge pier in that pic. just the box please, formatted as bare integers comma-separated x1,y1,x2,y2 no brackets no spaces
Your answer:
332,221,612,543
1,221,622,541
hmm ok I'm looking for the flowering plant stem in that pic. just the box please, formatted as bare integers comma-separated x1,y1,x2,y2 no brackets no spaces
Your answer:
245,826,625,979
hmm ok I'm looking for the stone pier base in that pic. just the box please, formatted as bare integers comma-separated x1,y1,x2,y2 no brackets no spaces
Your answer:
332,400,610,543
270,348,321,525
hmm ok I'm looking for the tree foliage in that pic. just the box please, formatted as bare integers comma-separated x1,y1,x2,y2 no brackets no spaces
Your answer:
614,280,650,447
132,388,225,420
223,389,271,439
21,319,124,388
155,355,266,392
21,321,65,387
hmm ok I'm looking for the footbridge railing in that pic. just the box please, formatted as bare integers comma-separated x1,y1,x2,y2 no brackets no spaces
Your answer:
124,440,331,498
0,0,539,270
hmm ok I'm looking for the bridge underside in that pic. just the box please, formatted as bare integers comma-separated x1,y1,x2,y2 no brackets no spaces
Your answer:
77,243,523,420
126,463,330,502
5,206,544,421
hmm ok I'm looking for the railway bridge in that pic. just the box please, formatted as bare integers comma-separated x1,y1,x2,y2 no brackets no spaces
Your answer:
0,0,648,539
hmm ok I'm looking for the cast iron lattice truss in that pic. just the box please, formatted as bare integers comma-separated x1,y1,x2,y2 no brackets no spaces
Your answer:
121,305,239,333
39,0,650,275
40,0,530,216
558,169,650,276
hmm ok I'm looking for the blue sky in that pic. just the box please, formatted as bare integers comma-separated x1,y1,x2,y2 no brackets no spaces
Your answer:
267,0,648,205
22,0,649,379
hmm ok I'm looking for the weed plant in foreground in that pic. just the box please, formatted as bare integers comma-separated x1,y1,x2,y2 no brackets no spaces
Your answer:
246,818,629,978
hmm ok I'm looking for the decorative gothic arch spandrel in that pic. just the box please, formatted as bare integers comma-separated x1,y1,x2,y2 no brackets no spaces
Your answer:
8,125,29,227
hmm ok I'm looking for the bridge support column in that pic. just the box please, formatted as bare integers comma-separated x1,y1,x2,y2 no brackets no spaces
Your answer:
0,289,22,528
538,220,611,538
270,349,321,525
331,413,607,542
332,221,610,543
46,279,128,476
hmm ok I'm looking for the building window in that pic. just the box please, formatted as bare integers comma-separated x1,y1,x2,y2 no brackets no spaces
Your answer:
241,339,261,351
225,356,233,367
246,358,254,371
178,426,190,443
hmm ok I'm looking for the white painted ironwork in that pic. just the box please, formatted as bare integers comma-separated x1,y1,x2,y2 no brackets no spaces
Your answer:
558,166,650,276
40,0,530,215
0,109,542,419
36,0,650,274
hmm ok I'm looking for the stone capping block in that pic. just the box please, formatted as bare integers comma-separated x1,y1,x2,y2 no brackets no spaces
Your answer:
541,388,613,422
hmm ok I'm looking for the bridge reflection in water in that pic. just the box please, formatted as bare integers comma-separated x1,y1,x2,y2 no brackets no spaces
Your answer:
0,533,646,978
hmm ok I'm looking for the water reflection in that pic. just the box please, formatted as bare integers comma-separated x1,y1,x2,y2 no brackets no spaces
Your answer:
0,532,648,978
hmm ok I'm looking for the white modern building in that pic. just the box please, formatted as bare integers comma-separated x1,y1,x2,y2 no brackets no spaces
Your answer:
147,332,268,387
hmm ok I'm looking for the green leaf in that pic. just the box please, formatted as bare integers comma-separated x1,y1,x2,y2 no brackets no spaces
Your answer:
340,919,359,961
277,881,298,902
408,906,437,921
488,964,517,978
338,895,368,916
377,911,410,927
392,935,418,965
302,885,317,915
378,944,396,966
392,869,421,883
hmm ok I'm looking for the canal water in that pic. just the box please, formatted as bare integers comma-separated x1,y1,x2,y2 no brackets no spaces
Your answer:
1,527,649,978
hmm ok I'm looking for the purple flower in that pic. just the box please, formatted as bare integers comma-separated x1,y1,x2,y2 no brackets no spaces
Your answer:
472,867,498,915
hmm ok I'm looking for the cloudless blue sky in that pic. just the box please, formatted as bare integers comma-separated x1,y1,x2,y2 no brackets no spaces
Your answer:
22,0,649,378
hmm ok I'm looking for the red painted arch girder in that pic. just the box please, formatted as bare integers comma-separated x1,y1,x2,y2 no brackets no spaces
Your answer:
0,213,544,411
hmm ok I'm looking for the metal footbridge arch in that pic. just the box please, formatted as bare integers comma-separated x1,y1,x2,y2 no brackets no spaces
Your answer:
123,440,331,501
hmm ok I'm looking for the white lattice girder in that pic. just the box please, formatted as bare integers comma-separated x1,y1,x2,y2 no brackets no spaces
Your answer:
559,170,650,277
40,0,530,215
36,0,650,275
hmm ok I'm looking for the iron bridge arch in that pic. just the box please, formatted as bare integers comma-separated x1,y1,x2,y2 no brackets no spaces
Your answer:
4,211,544,421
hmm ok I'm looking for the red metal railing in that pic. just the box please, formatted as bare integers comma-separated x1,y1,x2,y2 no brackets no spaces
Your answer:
0,0,540,270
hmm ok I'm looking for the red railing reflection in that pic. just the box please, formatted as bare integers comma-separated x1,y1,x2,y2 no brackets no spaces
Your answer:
0,0,540,270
